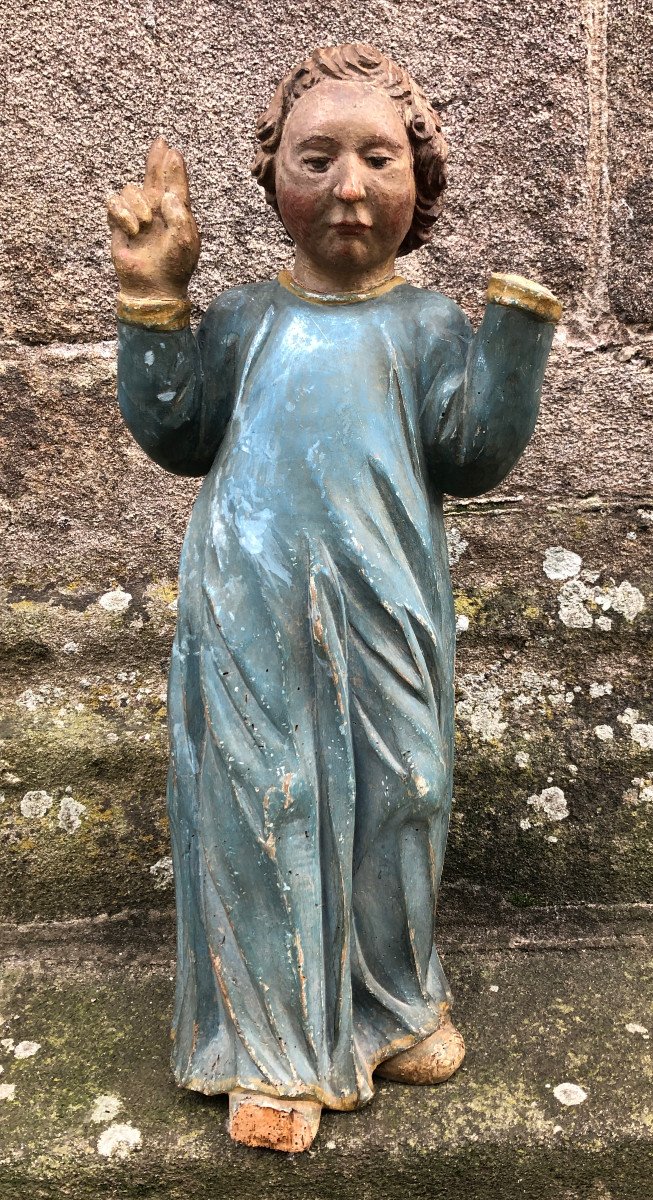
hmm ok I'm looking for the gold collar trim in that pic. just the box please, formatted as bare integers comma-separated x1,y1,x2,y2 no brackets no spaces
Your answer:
277,269,405,306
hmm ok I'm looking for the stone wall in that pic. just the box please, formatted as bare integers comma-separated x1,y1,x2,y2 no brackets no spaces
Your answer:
1,0,651,920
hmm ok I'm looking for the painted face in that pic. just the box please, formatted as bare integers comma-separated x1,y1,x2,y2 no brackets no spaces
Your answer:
275,80,416,283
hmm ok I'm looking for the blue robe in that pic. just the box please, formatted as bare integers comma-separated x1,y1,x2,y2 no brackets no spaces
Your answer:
117,274,554,1109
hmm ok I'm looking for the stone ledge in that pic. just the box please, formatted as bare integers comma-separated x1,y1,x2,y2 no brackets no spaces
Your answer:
0,923,651,1199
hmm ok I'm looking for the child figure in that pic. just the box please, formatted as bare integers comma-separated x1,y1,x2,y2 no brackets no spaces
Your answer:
107,44,561,1153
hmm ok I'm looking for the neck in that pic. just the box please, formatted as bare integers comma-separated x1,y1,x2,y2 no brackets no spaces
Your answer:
290,251,398,296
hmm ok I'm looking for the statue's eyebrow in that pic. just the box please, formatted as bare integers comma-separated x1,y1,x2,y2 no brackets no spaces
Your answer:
295,134,406,154
296,136,340,151
358,135,405,154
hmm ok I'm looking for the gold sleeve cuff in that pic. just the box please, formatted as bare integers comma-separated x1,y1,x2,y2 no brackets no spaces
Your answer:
486,273,563,324
116,293,191,331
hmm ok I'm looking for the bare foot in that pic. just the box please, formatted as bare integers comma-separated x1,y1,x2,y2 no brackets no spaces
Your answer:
375,1022,465,1084
228,1090,322,1152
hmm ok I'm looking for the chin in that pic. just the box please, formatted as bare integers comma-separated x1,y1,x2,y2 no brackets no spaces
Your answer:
329,243,374,269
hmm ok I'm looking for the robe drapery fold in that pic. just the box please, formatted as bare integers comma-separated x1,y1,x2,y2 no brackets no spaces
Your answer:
117,277,554,1108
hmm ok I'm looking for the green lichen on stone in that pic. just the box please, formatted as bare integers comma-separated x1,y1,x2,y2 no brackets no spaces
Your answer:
0,937,650,1199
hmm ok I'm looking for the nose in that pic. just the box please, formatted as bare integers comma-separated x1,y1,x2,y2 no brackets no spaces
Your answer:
333,156,366,203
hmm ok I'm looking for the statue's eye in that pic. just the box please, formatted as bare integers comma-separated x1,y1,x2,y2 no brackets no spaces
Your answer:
366,155,392,170
303,156,331,173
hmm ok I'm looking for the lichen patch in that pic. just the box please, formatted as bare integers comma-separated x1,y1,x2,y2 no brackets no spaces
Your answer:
57,797,86,833
446,526,468,566
90,1093,122,1123
557,579,593,628
97,1122,142,1158
527,787,569,822
625,1022,650,1039
543,546,582,581
589,682,613,699
553,1082,587,1106
20,790,54,819
594,725,614,742
456,673,507,742
149,856,174,890
0,1083,16,1101
13,1040,40,1059
97,588,132,615
557,575,645,628
631,723,653,750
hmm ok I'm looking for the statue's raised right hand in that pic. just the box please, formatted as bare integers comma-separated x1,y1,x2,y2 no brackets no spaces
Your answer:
106,138,200,300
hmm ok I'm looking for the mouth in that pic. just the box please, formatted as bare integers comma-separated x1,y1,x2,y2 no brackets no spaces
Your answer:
330,222,372,236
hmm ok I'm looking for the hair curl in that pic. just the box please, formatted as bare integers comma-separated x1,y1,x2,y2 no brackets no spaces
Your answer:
252,43,448,256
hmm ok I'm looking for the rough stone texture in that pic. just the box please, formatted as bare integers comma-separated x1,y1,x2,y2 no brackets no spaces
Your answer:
1,0,593,344
1,494,651,921
0,921,650,1198
1,341,651,599
0,0,651,1026
0,337,651,921
608,0,653,325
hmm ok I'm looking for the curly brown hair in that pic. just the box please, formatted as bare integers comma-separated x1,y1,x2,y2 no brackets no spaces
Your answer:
252,43,448,256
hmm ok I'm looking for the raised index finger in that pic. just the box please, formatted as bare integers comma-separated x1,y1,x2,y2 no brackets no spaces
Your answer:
144,136,169,197
162,147,191,207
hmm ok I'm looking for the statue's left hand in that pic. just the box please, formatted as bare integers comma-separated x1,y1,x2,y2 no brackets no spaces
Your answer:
106,137,201,301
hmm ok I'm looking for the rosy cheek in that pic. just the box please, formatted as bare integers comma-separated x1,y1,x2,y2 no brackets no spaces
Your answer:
277,183,321,241
382,187,415,240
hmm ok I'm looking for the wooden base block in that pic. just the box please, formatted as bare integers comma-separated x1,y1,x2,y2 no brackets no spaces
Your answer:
228,1090,322,1152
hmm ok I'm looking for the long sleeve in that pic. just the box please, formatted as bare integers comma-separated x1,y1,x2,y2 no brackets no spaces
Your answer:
117,297,240,477
420,275,560,498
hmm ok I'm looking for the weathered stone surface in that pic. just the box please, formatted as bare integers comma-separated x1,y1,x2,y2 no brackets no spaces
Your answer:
1,340,650,605
0,926,650,1197
1,0,592,344
1,498,650,921
608,0,653,325
1,338,650,920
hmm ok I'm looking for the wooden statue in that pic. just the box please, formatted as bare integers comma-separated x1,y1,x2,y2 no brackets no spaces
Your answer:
107,44,561,1152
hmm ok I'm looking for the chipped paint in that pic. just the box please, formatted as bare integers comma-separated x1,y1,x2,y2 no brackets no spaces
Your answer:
20,790,53,819
527,787,569,822
543,546,582,580
96,1121,142,1158
149,856,174,889
553,1082,587,1106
